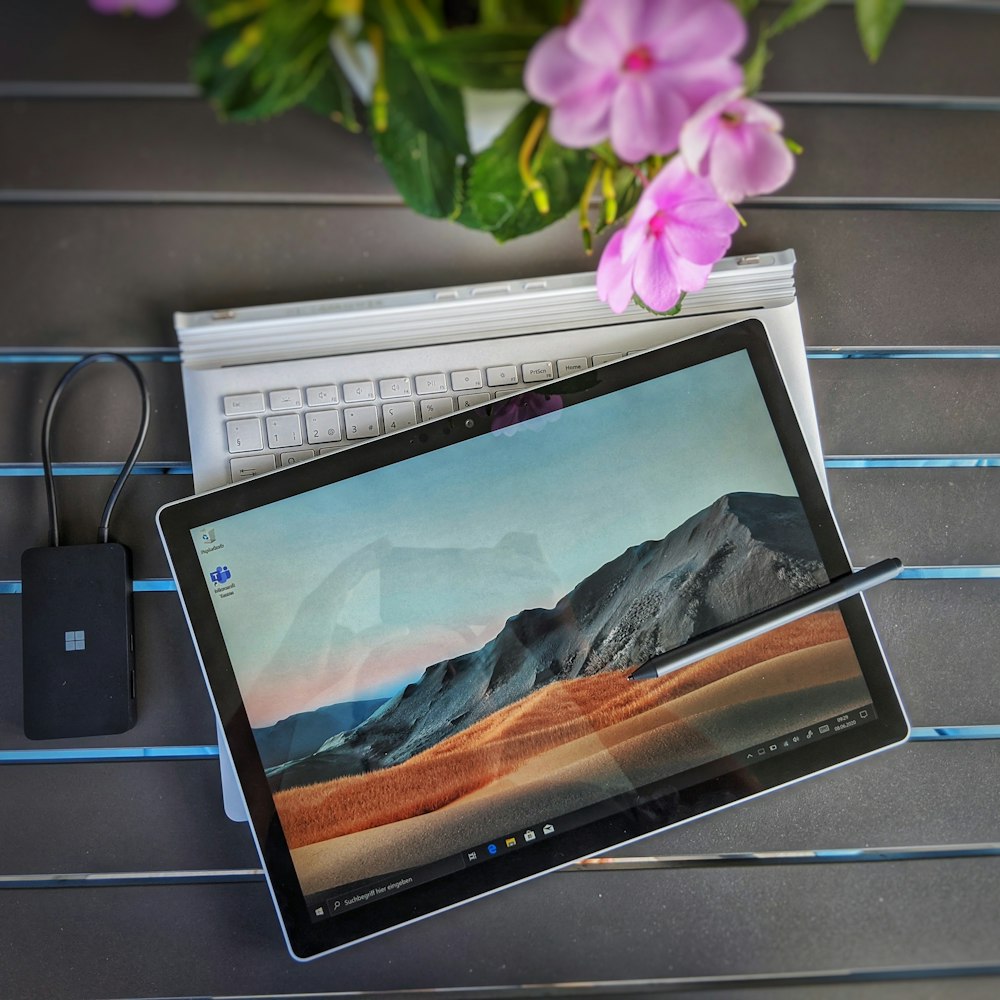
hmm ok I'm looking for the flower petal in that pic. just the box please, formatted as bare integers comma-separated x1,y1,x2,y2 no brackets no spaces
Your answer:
548,80,616,149
524,28,610,106
667,58,744,115
567,0,640,69
632,236,682,313
679,85,742,173
596,231,636,314
648,0,747,63
610,75,687,162
710,124,796,201
666,205,738,264
736,96,785,130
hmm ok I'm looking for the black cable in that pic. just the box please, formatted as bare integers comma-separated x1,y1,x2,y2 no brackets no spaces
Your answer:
41,353,151,546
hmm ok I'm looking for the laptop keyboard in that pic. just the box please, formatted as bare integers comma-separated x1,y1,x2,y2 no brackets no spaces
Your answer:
223,351,628,483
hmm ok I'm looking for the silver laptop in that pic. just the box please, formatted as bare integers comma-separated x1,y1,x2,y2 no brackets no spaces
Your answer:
174,248,822,819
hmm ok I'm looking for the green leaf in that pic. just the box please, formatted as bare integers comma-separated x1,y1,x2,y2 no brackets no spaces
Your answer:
302,59,361,133
478,0,569,28
634,291,686,317
193,4,335,122
769,0,830,38
594,167,642,235
855,0,904,62
463,103,593,242
371,42,469,219
742,29,771,95
383,40,470,154
372,118,462,219
399,26,545,90
730,0,760,15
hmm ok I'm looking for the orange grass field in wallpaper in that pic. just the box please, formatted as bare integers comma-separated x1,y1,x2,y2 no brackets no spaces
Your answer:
276,609,853,850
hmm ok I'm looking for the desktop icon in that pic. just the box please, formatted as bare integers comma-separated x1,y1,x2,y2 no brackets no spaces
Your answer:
505,836,517,848
467,851,477,862
487,843,497,856
542,823,555,835
201,529,216,544
210,565,232,584
524,829,536,842
314,906,325,917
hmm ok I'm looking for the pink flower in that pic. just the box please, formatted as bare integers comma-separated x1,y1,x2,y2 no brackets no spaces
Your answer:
596,157,740,314
524,0,746,163
89,0,178,16
680,88,795,202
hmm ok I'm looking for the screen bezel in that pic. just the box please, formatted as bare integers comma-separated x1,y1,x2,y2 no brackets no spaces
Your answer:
158,320,909,959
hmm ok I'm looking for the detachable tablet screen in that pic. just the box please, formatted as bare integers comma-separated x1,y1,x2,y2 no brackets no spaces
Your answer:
160,322,907,959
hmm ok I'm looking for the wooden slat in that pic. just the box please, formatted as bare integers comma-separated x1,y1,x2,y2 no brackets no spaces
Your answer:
865,580,1000,726
2,858,999,998
0,206,998,350
3,1,999,99
0,361,185,465
3,101,1000,201
1,742,997,875
762,3,1000,97
811,361,1000,456
0,102,389,197
828,468,1000,566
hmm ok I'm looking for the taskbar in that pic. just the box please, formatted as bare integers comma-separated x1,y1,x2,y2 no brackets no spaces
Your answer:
738,703,878,765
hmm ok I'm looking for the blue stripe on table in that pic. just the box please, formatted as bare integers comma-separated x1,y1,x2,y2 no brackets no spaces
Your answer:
1,728,996,765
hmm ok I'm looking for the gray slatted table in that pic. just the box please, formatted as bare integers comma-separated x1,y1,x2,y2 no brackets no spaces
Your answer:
1,2,998,997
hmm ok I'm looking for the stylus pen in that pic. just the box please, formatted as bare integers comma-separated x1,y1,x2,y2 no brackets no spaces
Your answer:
628,557,903,682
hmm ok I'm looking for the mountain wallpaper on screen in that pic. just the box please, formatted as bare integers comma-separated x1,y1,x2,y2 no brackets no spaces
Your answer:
265,491,827,791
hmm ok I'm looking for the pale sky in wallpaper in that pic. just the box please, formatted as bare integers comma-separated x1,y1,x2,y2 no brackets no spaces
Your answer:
195,350,801,728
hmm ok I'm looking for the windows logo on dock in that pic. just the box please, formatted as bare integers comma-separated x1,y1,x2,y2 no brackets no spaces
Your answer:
64,630,86,652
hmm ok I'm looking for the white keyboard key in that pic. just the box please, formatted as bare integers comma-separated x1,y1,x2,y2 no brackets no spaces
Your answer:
420,397,455,421
304,410,342,444
450,368,483,391
343,380,376,402
416,373,447,395
494,387,521,398
522,361,554,383
382,401,417,432
226,418,264,454
344,405,379,439
593,352,624,365
230,454,275,480
318,446,345,454
378,377,412,399
269,388,302,410
458,392,491,409
223,392,264,416
306,384,339,407
486,365,518,387
266,414,303,449
557,357,588,376
280,449,315,467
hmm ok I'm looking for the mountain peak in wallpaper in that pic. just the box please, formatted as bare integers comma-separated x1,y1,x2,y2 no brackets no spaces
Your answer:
266,491,826,791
